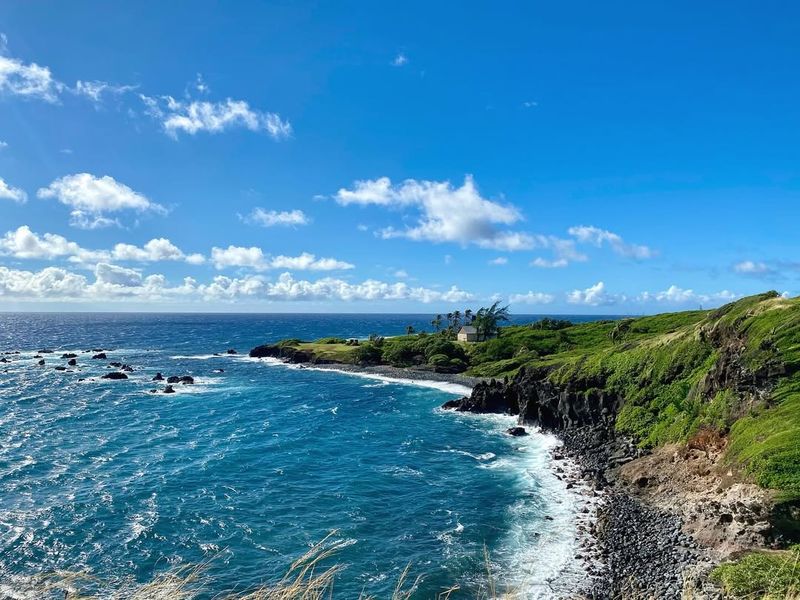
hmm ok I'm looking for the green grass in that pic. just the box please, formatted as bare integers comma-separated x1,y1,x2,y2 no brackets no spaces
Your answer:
711,545,800,598
296,342,356,363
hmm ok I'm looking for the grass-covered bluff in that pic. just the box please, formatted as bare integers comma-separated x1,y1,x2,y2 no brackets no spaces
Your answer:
256,292,800,500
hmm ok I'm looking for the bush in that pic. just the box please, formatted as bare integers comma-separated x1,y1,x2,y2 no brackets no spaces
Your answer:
351,343,382,365
529,318,573,331
428,353,451,367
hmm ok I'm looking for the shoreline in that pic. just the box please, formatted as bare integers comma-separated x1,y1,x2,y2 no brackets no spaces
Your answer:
254,356,606,597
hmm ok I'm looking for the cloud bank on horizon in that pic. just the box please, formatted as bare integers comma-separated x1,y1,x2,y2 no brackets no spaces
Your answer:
0,3,797,312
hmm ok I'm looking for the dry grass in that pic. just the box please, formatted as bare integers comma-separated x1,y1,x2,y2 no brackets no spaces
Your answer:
23,533,519,600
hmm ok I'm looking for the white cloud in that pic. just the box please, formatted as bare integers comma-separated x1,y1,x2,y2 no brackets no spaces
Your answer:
489,257,508,266
0,266,89,298
636,285,739,306
211,246,353,271
94,262,142,287
531,257,568,268
335,175,533,251
509,291,555,304
0,225,108,263
68,211,121,230
112,238,205,264
142,95,292,139
37,173,165,226
734,260,774,275
0,177,27,203
0,141,7,149
73,80,136,103
0,264,473,305
242,208,309,227
522,101,538,108
392,53,408,67
0,54,62,102
568,225,655,260
530,236,587,268
394,269,409,278
566,281,622,306
0,226,203,266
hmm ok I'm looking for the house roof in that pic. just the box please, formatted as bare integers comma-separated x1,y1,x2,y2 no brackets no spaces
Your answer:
459,326,478,334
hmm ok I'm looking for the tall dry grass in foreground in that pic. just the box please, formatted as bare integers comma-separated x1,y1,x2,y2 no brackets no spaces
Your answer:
27,532,515,600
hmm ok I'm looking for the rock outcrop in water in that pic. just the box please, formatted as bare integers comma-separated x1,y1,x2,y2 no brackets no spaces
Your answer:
101,372,128,380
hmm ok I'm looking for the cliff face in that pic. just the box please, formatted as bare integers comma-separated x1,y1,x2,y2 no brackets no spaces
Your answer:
445,366,618,431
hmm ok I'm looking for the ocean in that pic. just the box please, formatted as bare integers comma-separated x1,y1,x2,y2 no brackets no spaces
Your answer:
0,313,611,598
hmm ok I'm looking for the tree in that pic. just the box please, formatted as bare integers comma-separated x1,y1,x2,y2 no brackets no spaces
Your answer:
406,325,415,335
474,301,510,339
464,309,474,324
431,314,443,332
453,310,462,329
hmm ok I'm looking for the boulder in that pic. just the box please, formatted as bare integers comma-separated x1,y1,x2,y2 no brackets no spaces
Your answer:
167,375,180,383
101,372,128,380
38,349,54,354
121,365,134,372
179,375,194,384
152,372,164,381
61,353,78,359
37,359,45,366
110,361,122,367
54,366,67,371
92,353,107,359
163,384,175,394
67,358,77,366
226,349,238,354
506,426,529,436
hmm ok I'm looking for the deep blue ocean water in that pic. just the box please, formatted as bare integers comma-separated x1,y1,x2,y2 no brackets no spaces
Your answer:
0,313,611,598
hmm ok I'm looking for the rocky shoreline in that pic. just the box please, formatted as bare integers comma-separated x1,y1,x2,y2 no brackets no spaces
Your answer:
259,353,721,598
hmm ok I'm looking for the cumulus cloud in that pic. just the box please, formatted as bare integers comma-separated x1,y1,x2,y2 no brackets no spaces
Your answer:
242,208,309,227
637,285,738,306
142,95,292,139
489,257,508,266
733,260,776,278
0,53,62,102
0,265,473,305
37,173,165,227
0,177,27,203
568,225,655,260
566,281,622,306
211,246,354,271
335,175,533,251
0,226,203,265
0,225,108,263
509,291,555,304
112,238,205,264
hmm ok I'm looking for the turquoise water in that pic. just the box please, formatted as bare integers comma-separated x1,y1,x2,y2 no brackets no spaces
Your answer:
0,314,603,598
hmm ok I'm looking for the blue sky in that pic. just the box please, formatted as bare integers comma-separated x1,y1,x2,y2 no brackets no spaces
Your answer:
0,2,798,313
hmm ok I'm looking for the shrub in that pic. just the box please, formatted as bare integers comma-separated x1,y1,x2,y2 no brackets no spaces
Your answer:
351,343,382,365
428,353,451,367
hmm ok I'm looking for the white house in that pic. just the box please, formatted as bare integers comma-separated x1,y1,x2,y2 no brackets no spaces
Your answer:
457,325,479,342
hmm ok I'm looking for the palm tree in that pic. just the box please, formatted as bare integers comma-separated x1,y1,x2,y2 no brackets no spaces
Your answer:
453,310,462,329
446,312,454,330
431,314,443,332
464,309,473,324
474,301,510,340
406,325,415,335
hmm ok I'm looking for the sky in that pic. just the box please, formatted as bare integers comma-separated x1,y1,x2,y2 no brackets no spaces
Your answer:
0,1,798,314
